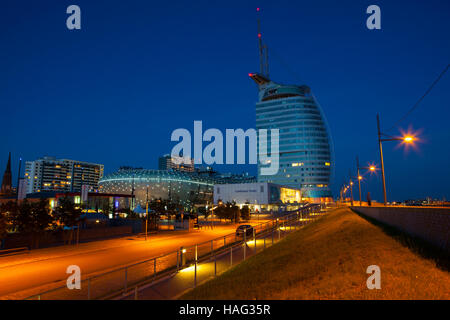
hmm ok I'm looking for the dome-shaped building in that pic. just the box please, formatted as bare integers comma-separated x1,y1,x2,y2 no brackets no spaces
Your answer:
99,169,215,209
99,168,256,209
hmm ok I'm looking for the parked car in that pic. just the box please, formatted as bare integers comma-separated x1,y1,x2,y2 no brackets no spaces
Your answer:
236,224,254,237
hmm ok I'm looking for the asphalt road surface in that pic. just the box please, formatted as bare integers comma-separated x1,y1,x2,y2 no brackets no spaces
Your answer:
0,220,269,299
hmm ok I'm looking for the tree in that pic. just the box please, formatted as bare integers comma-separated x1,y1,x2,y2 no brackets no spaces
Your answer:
229,202,241,223
222,202,240,223
0,203,12,248
215,203,227,222
122,207,139,219
0,201,17,233
101,201,114,217
29,199,54,248
54,196,82,245
198,206,210,220
9,199,32,234
8,199,53,249
241,205,250,221
149,198,164,214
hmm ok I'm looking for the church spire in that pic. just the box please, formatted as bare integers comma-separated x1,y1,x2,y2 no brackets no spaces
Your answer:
1,152,13,194
6,152,11,173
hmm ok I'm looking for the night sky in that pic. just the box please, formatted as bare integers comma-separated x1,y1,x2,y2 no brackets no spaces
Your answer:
1,0,449,202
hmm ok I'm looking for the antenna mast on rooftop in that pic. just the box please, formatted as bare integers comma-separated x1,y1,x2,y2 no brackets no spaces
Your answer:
257,7,269,78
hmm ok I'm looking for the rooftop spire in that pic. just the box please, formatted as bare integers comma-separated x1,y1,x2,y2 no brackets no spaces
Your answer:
250,7,270,85
1,152,13,194
256,7,269,78
6,152,11,173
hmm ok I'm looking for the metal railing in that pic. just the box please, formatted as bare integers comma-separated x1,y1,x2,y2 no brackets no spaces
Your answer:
26,204,326,300
0,246,29,257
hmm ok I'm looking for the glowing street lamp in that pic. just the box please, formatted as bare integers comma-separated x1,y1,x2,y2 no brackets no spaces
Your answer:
348,170,354,206
403,136,414,143
377,114,417,206
356,156,378,206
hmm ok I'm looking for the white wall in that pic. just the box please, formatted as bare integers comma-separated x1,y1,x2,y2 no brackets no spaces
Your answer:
213,183,269,205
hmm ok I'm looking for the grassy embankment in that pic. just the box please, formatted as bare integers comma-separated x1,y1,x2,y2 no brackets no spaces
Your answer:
181,207,450,299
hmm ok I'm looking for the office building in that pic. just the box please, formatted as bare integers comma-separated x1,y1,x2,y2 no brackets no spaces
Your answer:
158,154,195,172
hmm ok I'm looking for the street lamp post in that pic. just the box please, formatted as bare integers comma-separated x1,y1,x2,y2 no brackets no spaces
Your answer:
356,157,376,206
349,180,354,207
348,170,354,206
376,113,416,206
356,156,362,206
377,114,388,206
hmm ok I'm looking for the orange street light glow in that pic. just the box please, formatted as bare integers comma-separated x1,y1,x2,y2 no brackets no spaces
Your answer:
397,127,423,151
369,166,376,171
358,176,362,180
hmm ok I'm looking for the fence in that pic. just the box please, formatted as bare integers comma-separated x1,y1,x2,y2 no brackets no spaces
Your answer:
26,204,326,300
0,246,29,257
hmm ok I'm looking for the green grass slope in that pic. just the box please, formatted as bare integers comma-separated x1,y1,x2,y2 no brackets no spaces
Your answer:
181,207,449,300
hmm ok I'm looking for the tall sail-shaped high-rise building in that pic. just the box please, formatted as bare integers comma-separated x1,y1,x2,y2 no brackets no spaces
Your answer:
250,16,333,202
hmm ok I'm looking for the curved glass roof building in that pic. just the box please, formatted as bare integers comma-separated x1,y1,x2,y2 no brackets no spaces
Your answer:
99,168,256,209
99,169,215,208
251,73,334,202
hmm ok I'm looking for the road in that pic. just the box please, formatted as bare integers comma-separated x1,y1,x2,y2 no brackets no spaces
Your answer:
0,220,269,299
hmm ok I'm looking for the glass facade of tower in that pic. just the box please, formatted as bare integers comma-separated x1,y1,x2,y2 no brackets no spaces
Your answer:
254,79,333,201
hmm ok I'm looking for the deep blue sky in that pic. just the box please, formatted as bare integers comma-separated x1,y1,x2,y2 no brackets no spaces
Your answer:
1,0,449,201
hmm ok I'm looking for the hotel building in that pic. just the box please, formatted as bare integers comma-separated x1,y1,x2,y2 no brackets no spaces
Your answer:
250,74,333,203
24,156,104,194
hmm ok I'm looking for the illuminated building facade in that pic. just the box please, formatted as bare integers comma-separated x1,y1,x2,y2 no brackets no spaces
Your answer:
213,182,303,212
24,157,104,194
99,168,256,209
158,154,195,172
251,74,334,203
99,168,214,208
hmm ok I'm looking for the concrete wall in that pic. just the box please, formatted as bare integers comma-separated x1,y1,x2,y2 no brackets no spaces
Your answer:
2,226,133,249
352,206,450,252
